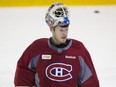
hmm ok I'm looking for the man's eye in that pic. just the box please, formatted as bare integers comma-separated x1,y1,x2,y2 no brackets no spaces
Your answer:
60,29,63,31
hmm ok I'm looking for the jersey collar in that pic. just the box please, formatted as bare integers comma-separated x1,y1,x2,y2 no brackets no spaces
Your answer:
48,37,72,53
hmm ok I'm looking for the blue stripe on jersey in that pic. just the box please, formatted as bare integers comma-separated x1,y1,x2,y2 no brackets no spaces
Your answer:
28,54,40,71
35,73,40,87
77,56,92,84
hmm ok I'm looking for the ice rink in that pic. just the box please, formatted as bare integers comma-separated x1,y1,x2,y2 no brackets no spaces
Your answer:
0,6,116,87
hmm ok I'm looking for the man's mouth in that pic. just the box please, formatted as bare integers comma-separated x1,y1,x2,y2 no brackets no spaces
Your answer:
61,37,66,39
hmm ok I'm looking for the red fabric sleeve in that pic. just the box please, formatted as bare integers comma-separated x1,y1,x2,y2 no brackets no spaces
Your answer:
14,42,36,86
79,43,100,87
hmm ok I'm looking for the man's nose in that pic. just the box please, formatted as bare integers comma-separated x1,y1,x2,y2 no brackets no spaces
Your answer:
62,30,67,35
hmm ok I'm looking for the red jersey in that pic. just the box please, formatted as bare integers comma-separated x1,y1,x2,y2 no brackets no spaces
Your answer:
14,38,99,87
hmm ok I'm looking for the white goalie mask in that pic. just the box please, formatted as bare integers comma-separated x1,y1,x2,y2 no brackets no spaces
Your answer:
45,2,70,28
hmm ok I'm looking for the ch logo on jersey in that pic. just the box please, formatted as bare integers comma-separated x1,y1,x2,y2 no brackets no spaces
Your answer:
45,63,72,82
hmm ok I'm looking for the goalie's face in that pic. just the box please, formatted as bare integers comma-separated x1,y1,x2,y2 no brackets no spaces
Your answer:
51,25,69,45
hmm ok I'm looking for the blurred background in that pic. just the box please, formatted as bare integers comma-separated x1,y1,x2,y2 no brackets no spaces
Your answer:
0,0,116,87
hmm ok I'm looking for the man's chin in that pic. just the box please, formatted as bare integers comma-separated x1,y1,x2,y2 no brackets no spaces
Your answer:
60,39,67,44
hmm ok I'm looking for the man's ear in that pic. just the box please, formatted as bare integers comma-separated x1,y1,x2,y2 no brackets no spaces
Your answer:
50,27,52,32
50,27,55,32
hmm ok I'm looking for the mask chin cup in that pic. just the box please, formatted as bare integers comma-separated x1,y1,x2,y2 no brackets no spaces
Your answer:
58,16,70,27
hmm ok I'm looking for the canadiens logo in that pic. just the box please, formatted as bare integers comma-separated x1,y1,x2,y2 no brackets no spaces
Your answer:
45,63,72,82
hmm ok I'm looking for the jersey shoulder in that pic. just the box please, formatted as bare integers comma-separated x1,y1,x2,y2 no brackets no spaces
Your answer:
32,38,49,48
34,38,48,43
71,39,84,49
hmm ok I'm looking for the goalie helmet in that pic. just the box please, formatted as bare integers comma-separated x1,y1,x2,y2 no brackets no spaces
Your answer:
45,2,70,28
